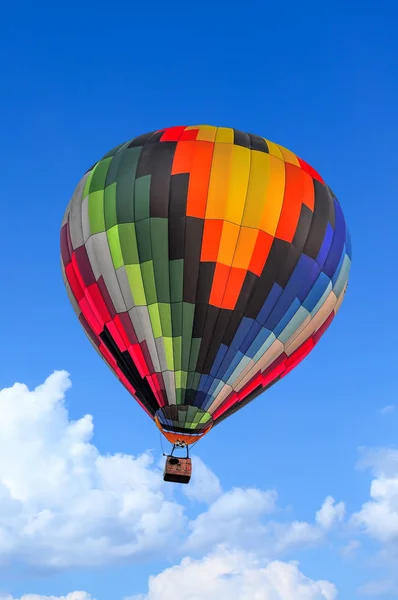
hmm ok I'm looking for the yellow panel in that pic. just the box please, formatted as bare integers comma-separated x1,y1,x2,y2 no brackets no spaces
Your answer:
193,125,217,142
232,227,258,270
276,144,300,166
215,127,234,144
217,221,240,266
260,154,286,236
205,143,234,220
224,145,251,225
265,139,284,160
242,151,271,228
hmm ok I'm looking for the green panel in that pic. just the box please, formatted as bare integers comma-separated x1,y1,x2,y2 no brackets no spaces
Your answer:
141,261,157,305
107,225,123,269
148,304,162,339
172,336,182,372
193,372,201,390
89,157,112,193
188,338,201,372
119,223,139,264
125,264,146,305
175,370,188,389
104,182,117,230
135,175,151,221
151,218,170,303
163,337,174,371
158,303,172,337
186,405,197,422
193,411,203,424
175,388,183,404
182,303,195,371
136,219,152,263
83,167,96,198
199,412,212,424
102,141,127,159
115,147,142,223
171,302,183,337
169,259,184,303
88,190,105,234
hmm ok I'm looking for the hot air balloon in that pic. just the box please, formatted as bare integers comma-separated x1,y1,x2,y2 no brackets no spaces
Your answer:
60,125,351,484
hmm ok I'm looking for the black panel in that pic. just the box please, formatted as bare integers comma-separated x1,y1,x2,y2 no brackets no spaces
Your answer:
169,216,186,260
183,217,204,303
99,326,159,415
169,173,190,217
192,303,208,338
127,131,158,148
195,305,220,372
303,180,334,259
196,262,216,304
248,133,269,153
292,203,314,250
202,309,233,374
233,129,251,148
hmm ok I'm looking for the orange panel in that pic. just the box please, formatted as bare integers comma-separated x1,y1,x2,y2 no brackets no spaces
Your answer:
217,221,240,266
201,219,224,262
249,230,274,276
171,140,196,175
186,141,215,218
275,162,306,243
221,267,247,310
209,263,230,307
155,416,212,446
232,227,259,270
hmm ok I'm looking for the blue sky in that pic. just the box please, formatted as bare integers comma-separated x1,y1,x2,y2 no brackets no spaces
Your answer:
0,1,397,599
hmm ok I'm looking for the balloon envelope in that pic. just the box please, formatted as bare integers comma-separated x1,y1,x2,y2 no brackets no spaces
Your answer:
60,125,351,445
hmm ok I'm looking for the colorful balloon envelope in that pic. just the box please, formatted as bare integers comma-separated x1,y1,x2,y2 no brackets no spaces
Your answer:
60,125,351,447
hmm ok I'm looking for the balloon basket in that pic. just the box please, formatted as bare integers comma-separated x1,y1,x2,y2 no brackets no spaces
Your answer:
163,444,192,484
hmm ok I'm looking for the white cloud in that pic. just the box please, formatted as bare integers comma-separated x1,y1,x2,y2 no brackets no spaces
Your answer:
0,594,93,600
352,448,398,543
127,546,337,600
341,539,361,558
315,496,346,531
184,487,278,552
183,457,223,504
0,371,186,569
358,579,397,596
380,405,395,415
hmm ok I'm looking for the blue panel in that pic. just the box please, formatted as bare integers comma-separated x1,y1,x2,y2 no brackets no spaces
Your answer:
266,255,313,331
323,200,346,277
257,283,283,324
193,390,208,409
297,256,319,302
346,228,352,259
303,272,331,312
224,351,244,381
247,327,273,358
331,243,346,286
334,255,351,298
240,321,262,354
198,374,213,392
274,298,301,337
278,305,309,344
316,222,334,268
209,344,228,378
215,318,253,379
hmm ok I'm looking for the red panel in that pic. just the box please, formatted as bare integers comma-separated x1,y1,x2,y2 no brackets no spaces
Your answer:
172,140,196,175
79,297,103,336
160,126,186,142
262,359,286,387
275,163,306,243
85,282,112,327
97,277,117,319
221,267,246,310
282,337,314,378
212,391,239,420
114,313,138,347
106,321,127,352
71,253,86,294
74,245,96,287
298,157,325,184
209,263,230,307
180,128,199,141
128,344,150,378
65,262,84,302
60,224,71,266
237,373,262,400
313,311,334,345
249,231,273,276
